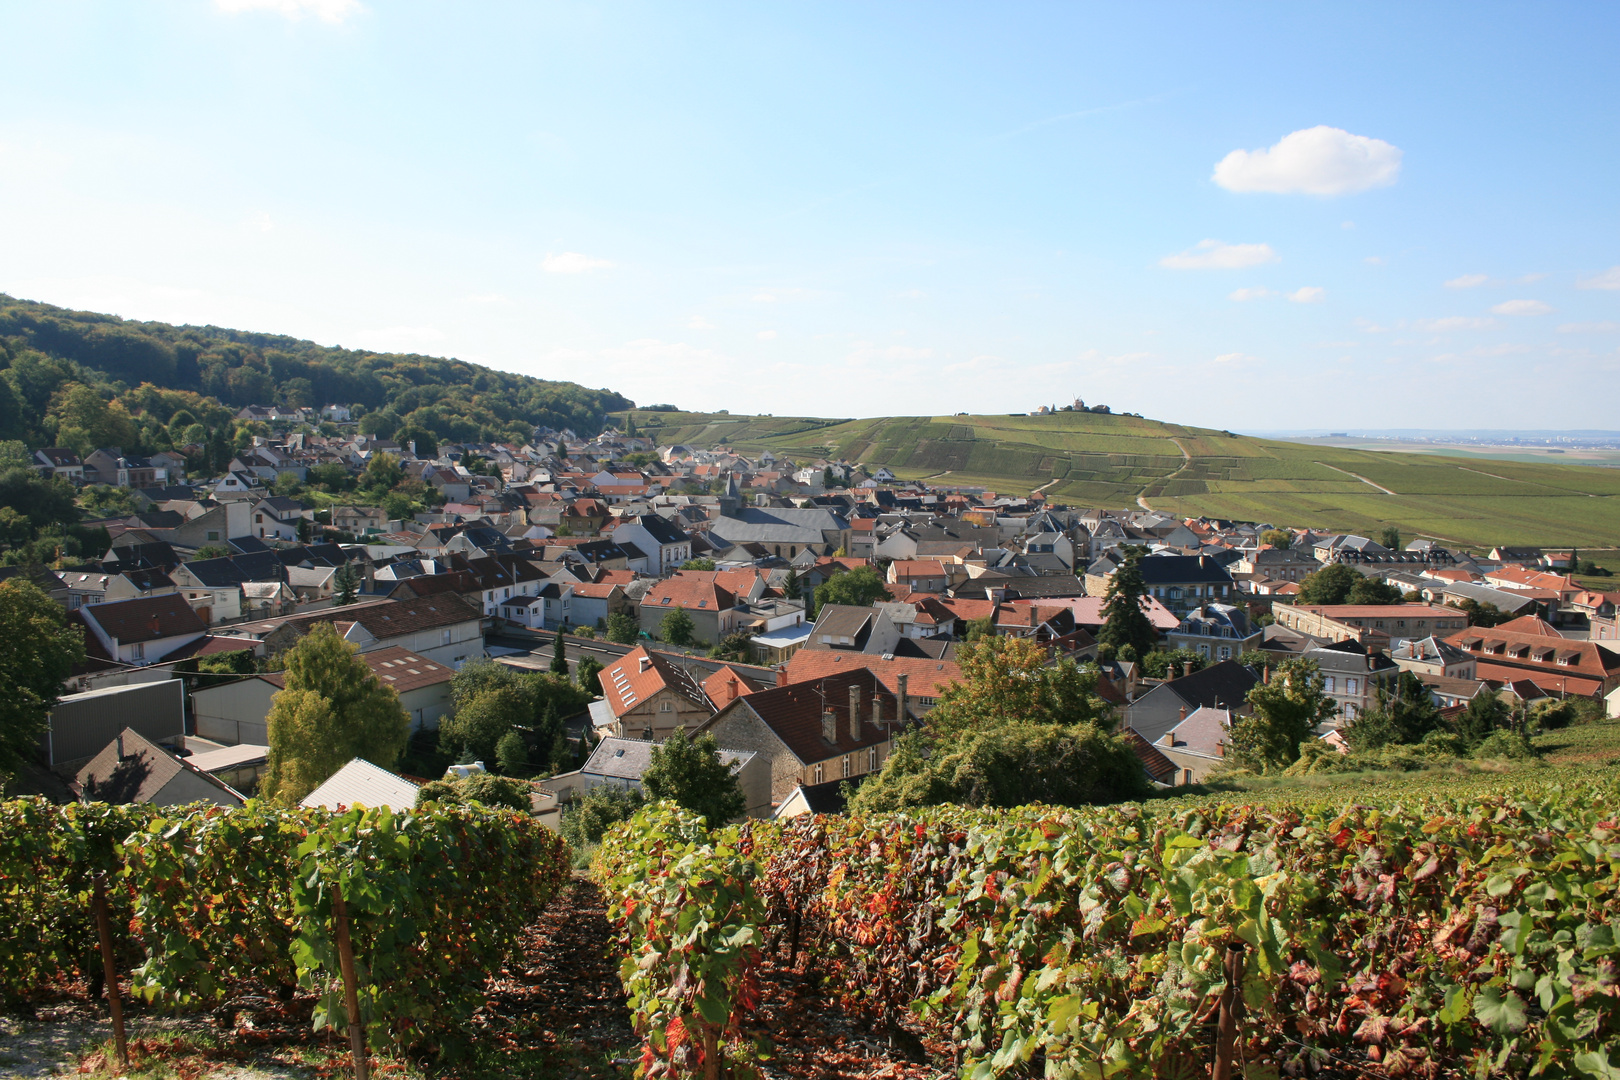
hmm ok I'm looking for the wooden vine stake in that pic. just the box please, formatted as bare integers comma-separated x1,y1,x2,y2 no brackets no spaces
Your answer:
331,885,371,1080
91,872,128,1069
1211,943,1245,1080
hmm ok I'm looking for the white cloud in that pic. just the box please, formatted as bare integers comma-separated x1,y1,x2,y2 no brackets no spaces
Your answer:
1557,321,1620,333
1229,287,1274,301
1415,316,1494,331
1341,221,1355,230
1577,266,1620,290
1212,126,1402,196
215,0,362,23
756,330,778,341
542,251,614,274
1491,299,1552,316
686,315,715,330
1445,273,1488,289
896,288,927,299
462,293,511,305
750,287,816,304
1519,272,1548,283
1288,286,1326,303
1213,352,1258,365
1364,256,1385,265
1160,239,1279,270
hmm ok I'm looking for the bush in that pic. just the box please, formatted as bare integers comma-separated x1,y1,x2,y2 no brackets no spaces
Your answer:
1471,729,1537,761
416,772,533,811
560,784,645,855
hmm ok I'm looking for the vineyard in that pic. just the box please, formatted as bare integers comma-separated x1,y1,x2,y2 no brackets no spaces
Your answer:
597,781,1620,1079
0,798,571,1072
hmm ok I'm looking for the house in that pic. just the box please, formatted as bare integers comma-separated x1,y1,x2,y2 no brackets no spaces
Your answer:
333,505,391,535
1271,604,1468,650
1149,707,1231,785
233,596,484,668
887,560,951,593
551,737,768,823
1125,661,1259,745
59,568,177,611
497,582,574,630
566,580,629,630
1444,623,1620,699
637,569,768,645
783,648,961,712
169,558,249,625
74,728,243,807
706,506,851,559
611,514,692,575
34,448,84,481
694,668,909,815
301,758,420,812
589,646,716,740
1389,636,1477,680
249,497,309,541
803,604,902,655
79,594,209,667
1304,640,1401,723
1166,604,1262,662
1231,545,1316,583
42,679,187,768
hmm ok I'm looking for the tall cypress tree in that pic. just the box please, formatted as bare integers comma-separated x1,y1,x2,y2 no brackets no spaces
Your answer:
1097,548,1158,660
550,631,569,675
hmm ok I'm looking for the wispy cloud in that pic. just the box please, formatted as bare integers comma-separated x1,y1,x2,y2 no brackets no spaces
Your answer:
542,251,614,274
1557,321,1620,333
686,315,715,330
1415,316,1494,331
756,329,778,341
1212,126,1402,196
1445,273,1488,289
1160,239,1278,270
1229,287,1274,301
1288,286,1326,303
1491,298,1552,316
1577,266,1620,291
215,0,362,23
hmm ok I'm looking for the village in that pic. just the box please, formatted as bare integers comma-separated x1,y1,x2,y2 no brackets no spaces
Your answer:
23,406,1620,822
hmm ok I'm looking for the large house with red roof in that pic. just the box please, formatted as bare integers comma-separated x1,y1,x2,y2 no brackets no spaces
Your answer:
590,645,717,740
636,568,772,644
1444,621,1620,698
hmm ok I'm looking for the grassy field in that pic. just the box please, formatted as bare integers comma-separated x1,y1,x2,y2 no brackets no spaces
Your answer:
624,409,1620,548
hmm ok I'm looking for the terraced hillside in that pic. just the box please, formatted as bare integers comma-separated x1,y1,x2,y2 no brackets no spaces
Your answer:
623,409,1620,548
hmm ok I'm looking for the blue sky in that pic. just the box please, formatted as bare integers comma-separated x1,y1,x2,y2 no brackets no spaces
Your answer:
1,2,1616,429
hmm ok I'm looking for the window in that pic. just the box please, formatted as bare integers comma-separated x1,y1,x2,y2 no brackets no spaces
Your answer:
441,630,451,646
842,755,851,778
1219,646,1231,660
131,642,145,661
814,763,824,784
1344,704,1358,720
1323,676,1336,693
868,746,878,772
661,700,672,712
206,531,219,541
1346,678,1359,695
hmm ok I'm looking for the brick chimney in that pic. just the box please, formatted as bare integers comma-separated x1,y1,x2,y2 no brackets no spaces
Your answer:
776,664,788,687
821,708,837,742
1182,660,1193,679
848,684,862,741
1029,606,1038,628
638,654,651,674
896,673,909,723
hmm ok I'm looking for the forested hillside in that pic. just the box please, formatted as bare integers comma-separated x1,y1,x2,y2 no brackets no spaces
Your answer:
0,294,633,451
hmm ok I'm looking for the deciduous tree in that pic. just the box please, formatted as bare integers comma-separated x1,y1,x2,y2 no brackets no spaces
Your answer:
814,565,889,610
641,728,747,825
0,579,85,778
660,606,696,647
262,624,411,803
1227,657,1337,772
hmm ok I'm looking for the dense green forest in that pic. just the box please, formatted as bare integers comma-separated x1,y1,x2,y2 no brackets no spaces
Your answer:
0,294,634,454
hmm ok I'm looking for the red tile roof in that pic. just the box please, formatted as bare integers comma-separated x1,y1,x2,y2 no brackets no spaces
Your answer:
598,646,713,719
717,667,906,764
784,649,962,700
83,594,207,644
